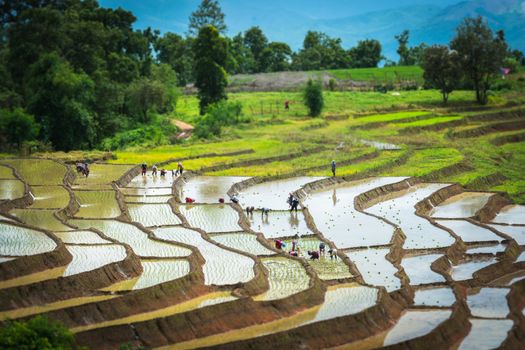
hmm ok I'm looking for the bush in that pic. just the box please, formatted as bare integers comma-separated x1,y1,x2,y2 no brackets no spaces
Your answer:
328,78,337,91
303,79,324,117
0,316,81,350
194,101,248,139
0,108,40,149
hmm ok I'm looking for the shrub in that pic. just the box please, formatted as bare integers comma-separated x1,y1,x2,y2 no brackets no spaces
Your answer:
0,316,80,350
0,108,40,150
328,78,337,91
303,79,324,117
194,101,249,139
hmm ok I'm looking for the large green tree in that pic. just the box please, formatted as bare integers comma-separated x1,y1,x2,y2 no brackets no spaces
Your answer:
259,42,292,72
193,25,228,114
451,17,508,104
188,0,227,37
155,32,194,86
421,45,462,104
349,39,383,68
293,31,349,70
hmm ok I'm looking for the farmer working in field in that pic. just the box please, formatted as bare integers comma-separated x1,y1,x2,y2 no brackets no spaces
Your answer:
141,162,147,176
331,160,337,177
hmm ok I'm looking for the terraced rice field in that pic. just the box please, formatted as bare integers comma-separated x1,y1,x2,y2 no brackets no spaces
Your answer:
1,104,525,350
179,175,250,203
126,203,182,227
179,204,242,233
209,232,275,256
154,226,255,285
74,190,121,218
0,179,25,200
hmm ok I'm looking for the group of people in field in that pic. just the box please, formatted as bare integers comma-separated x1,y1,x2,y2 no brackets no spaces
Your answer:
140,162,184,177
76,162,90,177
274,235,338,261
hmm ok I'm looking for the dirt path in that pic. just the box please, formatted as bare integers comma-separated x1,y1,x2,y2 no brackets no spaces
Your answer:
171,119,194,139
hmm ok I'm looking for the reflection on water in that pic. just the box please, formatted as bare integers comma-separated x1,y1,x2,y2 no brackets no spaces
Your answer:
383,309,451,346
430,192,494,218
459,319,513,350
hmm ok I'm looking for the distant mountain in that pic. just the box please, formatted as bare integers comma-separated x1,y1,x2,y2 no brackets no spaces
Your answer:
222,0,525,62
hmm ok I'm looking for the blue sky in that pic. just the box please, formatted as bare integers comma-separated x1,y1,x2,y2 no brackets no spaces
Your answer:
99,0,464,35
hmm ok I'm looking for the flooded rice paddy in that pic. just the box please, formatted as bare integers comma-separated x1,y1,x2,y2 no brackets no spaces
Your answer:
209,232,275,256
1,160,523,349
63,245,127,276
74,191,121,219
303,177,407,248
0,179,25,200
154,226,255,285
382,310,452,346
254,257,310,301
179,204,241,233
237,176,325,210
0,222,56,256
491,205,525,225
127,203,182,227
179,176,250,203
367,183,456,249
430,192,493,218
70,219,191,258
346,248,401,291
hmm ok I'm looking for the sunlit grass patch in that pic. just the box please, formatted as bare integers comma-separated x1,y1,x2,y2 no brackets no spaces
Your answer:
382,148,463,177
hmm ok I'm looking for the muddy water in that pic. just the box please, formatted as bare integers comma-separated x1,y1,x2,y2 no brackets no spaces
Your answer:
238,177,325,210
0,179,25,200
382,309,452,346
0,222,56,256
70,220,191,258
249,210,313,238
467,288,509,318
126,174,176,188
29,186,70,209
124,195,172,204
284,237,353,280
449,258,497,281
254,257,310,301
104,259,190,291
359,140,400,150
127,204,182,227
121,187,173,196
73,291,236,333
430,192,493,218
209,233,275,256
0,295,115,321
488,224,525,245
467,244,506,255
2,159,66,185
434,220,501,243
401,254,445,285
154,226,255,285
413,287,456,307
53,230,112,244
0,165,14,178
180,205,241,233
10,209,73,231
179,176,250,203
346,248,401,292
367,183,455,249
74,191,121,219
458,319,513,350
492,205,525,225
304,177,408,248
73,164,131,187
63,245,127,276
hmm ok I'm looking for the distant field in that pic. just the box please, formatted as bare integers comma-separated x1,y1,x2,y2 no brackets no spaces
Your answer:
328,66,424,84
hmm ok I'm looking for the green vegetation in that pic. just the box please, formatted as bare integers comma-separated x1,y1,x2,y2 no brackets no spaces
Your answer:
303,80,324,117
328,66,423,84
0,316,80,350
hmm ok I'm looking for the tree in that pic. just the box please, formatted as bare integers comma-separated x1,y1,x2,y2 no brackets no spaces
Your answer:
293,31,350,71
349,39,382,68
259,42,292,72
0,108,40,148
227,33,256,74
303,79,324,117
193,25,228,114
421,45,462,104
188,0,226,37
451,17,508,104
0,315,78,350
243,26,268,71
395,30,411,66
126,77,171,123
155,32,194,86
